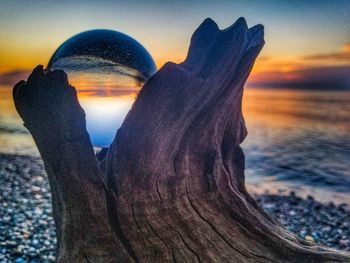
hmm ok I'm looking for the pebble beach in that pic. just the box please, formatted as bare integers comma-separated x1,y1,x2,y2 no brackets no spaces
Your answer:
0,154,349,262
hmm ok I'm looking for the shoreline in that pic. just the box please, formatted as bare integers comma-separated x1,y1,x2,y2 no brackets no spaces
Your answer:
0,153,349,262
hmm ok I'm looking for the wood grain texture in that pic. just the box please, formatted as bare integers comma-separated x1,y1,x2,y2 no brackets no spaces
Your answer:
13,18,350,262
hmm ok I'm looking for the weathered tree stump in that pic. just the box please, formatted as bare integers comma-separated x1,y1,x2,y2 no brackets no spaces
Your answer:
13,18,350,262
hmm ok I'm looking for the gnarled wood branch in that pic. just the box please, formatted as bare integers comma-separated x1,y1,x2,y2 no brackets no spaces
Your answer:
13,18,350,262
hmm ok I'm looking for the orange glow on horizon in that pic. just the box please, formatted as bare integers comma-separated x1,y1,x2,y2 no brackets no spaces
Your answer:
1,40,350,89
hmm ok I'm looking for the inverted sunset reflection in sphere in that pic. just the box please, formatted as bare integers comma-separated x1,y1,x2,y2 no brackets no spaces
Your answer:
48,29,157,147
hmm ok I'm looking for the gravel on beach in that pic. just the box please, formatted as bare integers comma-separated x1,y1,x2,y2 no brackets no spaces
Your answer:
1,154,349,262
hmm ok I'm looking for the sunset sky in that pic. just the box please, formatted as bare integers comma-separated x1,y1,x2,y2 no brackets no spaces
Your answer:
0,0,349,89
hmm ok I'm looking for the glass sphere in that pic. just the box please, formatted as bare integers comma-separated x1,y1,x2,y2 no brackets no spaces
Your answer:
48,29,156,147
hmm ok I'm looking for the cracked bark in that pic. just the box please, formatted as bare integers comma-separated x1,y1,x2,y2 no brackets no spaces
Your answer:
13,18,350,262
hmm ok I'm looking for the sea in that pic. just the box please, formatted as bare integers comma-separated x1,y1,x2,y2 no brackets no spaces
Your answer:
1,85,349,204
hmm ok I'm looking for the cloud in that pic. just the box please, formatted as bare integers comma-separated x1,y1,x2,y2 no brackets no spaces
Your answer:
248,66,350,90
248,42,350,90
303,42,350,62
0,70,30,86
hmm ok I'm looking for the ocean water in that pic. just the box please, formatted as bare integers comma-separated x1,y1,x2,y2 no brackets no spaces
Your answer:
1,86,349,202
241,89,350,202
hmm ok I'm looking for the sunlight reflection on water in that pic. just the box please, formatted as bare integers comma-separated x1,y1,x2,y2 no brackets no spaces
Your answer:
241,88,350,196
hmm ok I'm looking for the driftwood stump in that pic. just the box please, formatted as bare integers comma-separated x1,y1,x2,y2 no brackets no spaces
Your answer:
13,18,350,262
